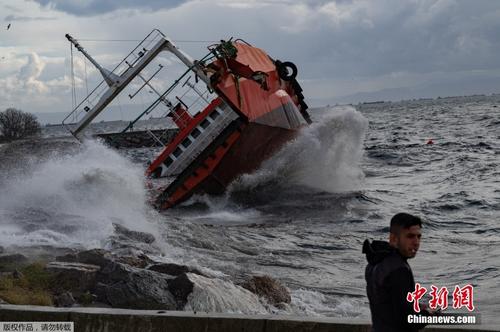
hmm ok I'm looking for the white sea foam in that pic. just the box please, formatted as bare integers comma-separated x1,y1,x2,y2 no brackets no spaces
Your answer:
184,273,268,314
290,289,369,318
176,190,263,225
0,140,157,248
231,105,368,193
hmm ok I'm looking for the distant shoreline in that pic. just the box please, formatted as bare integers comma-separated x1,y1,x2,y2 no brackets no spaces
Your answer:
34,93,500,125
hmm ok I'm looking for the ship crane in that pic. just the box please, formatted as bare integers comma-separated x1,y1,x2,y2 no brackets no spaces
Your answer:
63,30,210,140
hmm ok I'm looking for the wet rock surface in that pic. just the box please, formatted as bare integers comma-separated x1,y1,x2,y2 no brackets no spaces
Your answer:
241,275,291,305
112,223,156,244
0,254,28,266
182,273,268,314
167,273,194,309
54,248,176,309
56,248,114,268
54,291,76,307
0,229,291,312
96,129,177,149
95,262,176,310
45,261,100,296
148,263,203,277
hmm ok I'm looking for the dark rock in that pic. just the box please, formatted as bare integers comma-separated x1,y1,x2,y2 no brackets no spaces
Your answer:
94,282,109,304
0,253,28,266
55,291,75,307
167,273,194,309
148,263,203,277
241,275,291,305
57,248,152,269
12,269,23,279
113,223,155,244
55,253,78,263
97,129,177,149
116,253,153,269
75,249,114,268
77,291,98,306
96,261,176,310
0,297,8,304
56,249,113,268
10,245,77,263
275,302,289,310
54,248,176,310
45,261,100,295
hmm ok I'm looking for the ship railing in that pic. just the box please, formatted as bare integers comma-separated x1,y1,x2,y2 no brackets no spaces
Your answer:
124,64,219,148
146,129,166,147
164,101,239,176
62,29,167,134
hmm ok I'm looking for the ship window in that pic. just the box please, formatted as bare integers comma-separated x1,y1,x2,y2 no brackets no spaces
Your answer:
209,110,220,120
173,147,182,158
165,157,173,167
182,137,192,148
191,128,201,138
200,119,210,129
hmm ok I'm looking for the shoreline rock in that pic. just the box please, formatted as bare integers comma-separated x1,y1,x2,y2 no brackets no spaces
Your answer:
112,223,156,244
0,248,292,314
147,263,203,277
0,254,28,267
241,275,291,306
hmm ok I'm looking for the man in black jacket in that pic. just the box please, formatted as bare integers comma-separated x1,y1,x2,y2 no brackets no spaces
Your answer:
363,212,428,332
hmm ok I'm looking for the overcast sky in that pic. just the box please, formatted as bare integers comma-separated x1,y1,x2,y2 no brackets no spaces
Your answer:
1,0,500,116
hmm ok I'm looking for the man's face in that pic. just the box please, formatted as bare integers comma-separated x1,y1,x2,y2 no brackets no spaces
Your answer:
390,225,422,258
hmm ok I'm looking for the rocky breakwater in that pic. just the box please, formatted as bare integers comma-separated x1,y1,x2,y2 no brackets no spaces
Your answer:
0,225,291,314
96,129,178,149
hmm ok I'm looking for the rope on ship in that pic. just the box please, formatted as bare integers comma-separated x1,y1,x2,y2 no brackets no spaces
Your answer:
69,36,125,121
70,43,77,118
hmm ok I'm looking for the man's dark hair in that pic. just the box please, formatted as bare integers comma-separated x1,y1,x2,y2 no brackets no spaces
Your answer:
390,213,422,235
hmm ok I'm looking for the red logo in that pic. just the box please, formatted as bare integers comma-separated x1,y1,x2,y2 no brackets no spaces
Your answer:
452,284,475,311
429,285,449,310
407,283,427,312
407,284,475,312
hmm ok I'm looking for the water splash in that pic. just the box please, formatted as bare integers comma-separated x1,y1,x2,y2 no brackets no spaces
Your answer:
290,289,369,318
184,273,268,314
231,105,368,193
0,140,156,248
165,106,368,224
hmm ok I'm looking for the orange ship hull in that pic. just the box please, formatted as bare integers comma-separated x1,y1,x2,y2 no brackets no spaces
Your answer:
147,40,310,209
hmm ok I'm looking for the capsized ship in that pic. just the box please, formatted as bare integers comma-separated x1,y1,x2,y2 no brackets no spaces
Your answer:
63,29,311,209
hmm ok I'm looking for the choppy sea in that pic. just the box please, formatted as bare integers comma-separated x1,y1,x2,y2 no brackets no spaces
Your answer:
0,94,499,325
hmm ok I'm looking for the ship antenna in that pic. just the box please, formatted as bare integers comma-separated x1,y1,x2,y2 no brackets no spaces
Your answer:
65,33,120,87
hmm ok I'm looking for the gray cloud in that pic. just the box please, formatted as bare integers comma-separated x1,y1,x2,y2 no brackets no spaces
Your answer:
18,53,45,81
4,15,56,22
276,1,500,80
30,0,188,16
2,0,500,111
2,4,23,13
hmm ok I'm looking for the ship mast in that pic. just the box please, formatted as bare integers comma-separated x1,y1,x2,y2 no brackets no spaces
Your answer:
66,34,120,87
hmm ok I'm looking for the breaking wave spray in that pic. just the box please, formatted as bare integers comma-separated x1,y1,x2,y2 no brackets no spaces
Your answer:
180,105,369,222
0,140,157,248
238,105,368,192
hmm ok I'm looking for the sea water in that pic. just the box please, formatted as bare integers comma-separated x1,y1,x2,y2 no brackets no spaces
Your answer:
0,95,498,324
